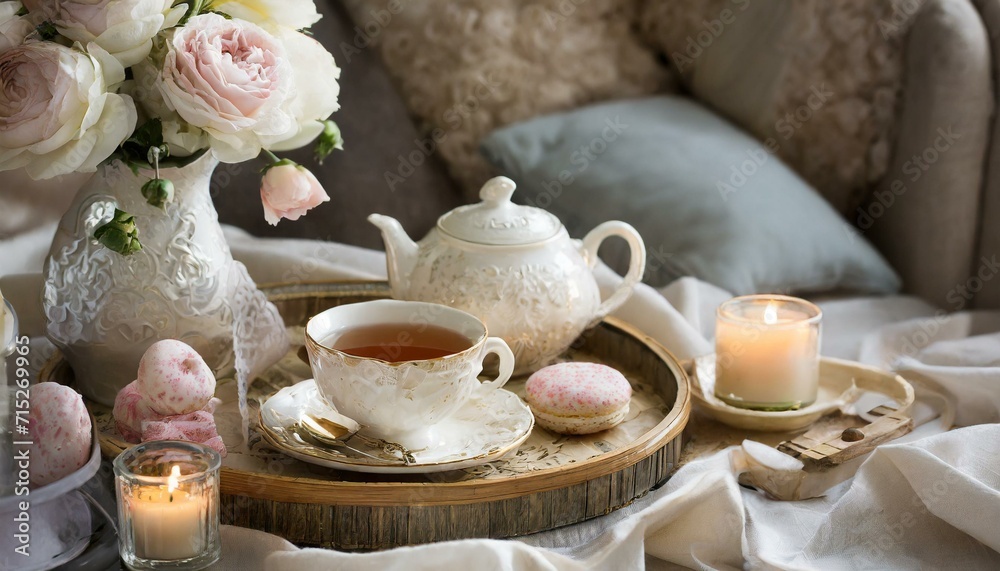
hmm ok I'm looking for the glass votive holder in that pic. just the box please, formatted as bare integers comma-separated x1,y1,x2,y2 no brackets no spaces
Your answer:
114,440,222,570
715,295,822,411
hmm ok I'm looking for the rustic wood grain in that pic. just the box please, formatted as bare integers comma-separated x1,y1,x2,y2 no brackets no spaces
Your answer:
47,281,691,549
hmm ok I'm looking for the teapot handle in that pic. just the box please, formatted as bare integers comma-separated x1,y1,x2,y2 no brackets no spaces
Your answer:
582,221,646,327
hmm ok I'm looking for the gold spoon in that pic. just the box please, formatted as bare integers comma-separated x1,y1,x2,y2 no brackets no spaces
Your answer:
297,412,418,465
299,412,356,444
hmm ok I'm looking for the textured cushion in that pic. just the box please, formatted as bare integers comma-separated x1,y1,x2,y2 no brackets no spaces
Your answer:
345,0,673,198
639,0,917,215
480,95,901,296
211,0,463,249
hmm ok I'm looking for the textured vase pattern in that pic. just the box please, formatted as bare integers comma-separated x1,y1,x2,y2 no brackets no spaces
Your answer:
43,155,288,436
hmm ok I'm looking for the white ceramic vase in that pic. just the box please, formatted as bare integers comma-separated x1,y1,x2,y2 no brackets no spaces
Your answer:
43,154,288,407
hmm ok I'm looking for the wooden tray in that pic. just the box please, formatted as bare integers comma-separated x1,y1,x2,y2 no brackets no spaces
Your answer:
42,281,691,550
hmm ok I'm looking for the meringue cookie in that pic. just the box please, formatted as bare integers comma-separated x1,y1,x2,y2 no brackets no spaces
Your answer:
137,340,216,415
28,383,93,486
114,379,221,444
113,379,164,442
525,362,632,435
141,410,227,457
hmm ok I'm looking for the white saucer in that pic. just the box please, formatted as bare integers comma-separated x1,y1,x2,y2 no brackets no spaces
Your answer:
259,379,534,474
690,354,867,431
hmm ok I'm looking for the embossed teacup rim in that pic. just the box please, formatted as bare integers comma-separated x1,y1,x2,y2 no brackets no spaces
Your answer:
304,299,490,366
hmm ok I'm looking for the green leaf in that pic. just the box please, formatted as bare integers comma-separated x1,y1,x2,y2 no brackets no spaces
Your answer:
111,118,179,177
115,119,165,172
106,117,209,184
93,209,142,256
35,21,58,41
159,148,208,170
178,0,207,25
127,119,165,150
314,120,344,164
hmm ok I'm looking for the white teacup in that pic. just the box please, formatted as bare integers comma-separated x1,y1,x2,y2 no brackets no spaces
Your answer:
304,300,515,450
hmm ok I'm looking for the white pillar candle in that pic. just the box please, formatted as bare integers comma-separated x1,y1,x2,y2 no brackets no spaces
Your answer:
115,441,221,569
128,466,207,560
715,295,821,411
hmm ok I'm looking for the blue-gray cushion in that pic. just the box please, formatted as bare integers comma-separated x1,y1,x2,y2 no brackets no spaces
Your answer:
479,95,901,296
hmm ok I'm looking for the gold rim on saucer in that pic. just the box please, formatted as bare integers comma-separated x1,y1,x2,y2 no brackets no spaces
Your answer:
258,379,534,474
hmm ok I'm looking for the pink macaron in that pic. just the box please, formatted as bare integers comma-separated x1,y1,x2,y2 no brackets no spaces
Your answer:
525,362,632,435
28,383,93,486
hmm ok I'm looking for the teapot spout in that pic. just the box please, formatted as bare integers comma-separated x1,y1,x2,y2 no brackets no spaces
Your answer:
368,214,418,295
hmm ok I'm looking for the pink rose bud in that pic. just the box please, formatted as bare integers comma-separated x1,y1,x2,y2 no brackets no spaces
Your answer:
260,161,330,225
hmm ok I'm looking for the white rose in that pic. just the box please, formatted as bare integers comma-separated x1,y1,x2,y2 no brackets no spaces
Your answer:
23,0,186,67
0,2,33,51
160,119,208,157
154,13,294,163
214,0,321,31
0,42,136,179
265,28,340,152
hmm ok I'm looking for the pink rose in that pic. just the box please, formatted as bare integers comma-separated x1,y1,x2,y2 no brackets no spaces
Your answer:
0,42,135,179
155,13,293,163
260,162,329,225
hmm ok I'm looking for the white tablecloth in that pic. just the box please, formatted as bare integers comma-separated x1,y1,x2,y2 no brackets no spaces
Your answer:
3,225,1000,570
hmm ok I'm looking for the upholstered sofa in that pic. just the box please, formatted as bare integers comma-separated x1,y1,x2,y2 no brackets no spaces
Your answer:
215,0,1000,309
4,0,999,310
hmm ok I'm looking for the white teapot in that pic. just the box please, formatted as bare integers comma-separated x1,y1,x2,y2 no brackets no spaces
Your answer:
369,176,646,374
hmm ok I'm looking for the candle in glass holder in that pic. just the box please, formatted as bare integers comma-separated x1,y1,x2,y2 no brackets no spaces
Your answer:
115,441,221,570
715,295,821,411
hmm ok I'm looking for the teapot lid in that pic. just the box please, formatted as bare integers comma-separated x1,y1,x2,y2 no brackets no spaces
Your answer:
437,177,562,245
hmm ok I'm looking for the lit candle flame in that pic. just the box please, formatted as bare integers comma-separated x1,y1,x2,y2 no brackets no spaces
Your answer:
167,465,181,494
763,302,778,325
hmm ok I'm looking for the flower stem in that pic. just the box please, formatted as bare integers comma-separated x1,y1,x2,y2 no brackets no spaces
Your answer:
262,149,281,164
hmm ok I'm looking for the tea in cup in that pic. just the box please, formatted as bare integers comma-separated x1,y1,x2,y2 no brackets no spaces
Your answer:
304,300,515,450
